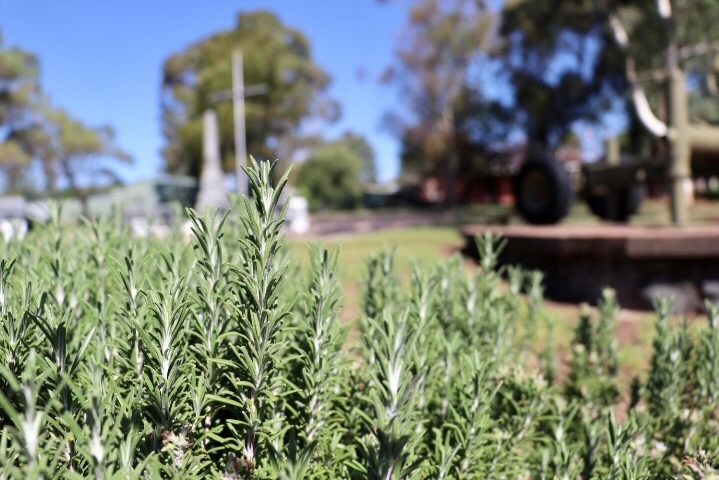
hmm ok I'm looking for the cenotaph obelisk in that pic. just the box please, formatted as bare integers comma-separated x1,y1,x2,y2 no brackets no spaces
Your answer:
195,109,229,212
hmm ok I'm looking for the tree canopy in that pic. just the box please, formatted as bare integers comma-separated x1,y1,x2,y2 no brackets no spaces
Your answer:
161,10,338,179
325,131,377,183
0,34,130,197
295,144,365,211
36,106,131,201
384,0,719,191
496,1,627,149
0,37,42,192
496,0,719,146
382,0,498,202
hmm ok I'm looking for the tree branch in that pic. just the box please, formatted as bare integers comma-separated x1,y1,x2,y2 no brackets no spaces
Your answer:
677,40,719,61
608,15,629,49
656,0,671,19
607,13,669,137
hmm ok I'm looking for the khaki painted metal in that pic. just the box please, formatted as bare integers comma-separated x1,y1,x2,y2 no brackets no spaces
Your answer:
669,68,719,225
669,67,691,225
583,67,719,225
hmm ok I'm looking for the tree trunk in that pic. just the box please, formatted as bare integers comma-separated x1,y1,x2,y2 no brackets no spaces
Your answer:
442,108,458,205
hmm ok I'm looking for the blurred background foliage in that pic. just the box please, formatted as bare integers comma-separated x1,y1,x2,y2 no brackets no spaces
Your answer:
1,1,719,210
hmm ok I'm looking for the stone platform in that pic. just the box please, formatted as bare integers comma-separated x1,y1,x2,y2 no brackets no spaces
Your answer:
461,224,719,313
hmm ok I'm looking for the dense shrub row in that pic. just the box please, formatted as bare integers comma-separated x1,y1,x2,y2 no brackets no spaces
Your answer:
0,161,718,478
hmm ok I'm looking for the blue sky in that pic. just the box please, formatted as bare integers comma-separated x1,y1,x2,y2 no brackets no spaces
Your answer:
0,0,410,184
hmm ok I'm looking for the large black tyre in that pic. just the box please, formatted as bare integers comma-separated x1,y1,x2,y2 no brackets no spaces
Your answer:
585,185,644,222
513,156,573,224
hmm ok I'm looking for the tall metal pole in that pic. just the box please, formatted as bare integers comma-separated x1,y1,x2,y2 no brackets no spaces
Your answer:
232,50,248,196
669,67,690,226
664,10,690,226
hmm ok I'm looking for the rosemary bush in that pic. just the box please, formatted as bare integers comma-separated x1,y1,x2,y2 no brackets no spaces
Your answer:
0,159,718,478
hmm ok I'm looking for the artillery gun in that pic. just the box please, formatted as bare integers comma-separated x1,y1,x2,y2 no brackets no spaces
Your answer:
513,3,719,226
514,65,719,225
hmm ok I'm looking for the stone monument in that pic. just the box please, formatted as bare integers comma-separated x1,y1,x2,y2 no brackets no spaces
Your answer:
195,109,229,212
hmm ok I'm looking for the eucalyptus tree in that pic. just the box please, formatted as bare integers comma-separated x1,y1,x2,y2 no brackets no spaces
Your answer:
0,35,42,191
496,0,628,150
33,106,132,209
497,0,719,150
0,34,131,197
161,10,339,179
382,0,498,204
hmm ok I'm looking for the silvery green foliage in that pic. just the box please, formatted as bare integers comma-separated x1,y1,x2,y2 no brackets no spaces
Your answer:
202,159,294,478
2,162,719,478
362,248,401,322
566,289,620,409
280,245,352,478
353,307,425,479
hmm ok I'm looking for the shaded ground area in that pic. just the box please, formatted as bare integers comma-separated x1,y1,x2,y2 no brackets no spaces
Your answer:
461,223,719,313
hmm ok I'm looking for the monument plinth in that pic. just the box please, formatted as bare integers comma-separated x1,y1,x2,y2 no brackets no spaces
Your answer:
462,224,719,313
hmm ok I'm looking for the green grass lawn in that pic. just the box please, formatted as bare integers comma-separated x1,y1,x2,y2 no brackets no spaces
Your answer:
287,196,719,388
289,225,465,282
289,225,466,321
287,222,665,391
